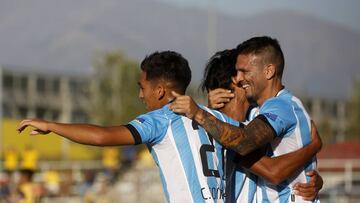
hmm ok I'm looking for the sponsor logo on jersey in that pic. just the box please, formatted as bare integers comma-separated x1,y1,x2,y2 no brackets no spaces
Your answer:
264,112,278,121
134,117,145,124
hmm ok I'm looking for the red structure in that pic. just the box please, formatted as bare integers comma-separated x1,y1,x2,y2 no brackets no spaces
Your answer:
318,141,360,172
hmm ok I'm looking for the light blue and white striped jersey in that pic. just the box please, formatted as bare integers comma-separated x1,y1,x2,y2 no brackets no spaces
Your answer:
255,89,319,203
225,150,257,203
128,104,238,203
226,107,259,203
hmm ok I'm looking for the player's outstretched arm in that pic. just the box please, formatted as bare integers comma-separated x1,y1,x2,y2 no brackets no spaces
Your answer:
207,88,234,109
240,120,322,185
170,91,275,156
17,118,136,146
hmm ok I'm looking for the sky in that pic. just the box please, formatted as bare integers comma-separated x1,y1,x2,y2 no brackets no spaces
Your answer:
158,0,360,32
0,0,359,99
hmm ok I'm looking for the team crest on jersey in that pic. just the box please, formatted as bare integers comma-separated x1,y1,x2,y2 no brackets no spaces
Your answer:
264,112,278,121
134,117,145,124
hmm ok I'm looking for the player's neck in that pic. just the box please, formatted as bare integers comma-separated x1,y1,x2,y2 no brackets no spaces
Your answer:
257,80,284,106
164,90,180,105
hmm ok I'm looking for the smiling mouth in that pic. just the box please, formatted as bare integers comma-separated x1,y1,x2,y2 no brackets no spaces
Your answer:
242,84,250,89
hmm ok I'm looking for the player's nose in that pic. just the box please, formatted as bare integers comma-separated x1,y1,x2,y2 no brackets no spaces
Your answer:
138,90,144,99
233,71,244,85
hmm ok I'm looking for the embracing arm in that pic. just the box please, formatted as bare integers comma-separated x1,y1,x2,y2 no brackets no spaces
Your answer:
17,118,136,146
170,91,275,156
241,120,322,184
194,109,275,155
293,170,323,201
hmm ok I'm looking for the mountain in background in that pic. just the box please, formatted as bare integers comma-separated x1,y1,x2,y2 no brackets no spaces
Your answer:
0,0,359,99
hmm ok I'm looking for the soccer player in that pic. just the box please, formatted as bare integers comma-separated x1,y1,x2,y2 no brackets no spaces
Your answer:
17,51,234,203
202,49,322,202
170,36,320,202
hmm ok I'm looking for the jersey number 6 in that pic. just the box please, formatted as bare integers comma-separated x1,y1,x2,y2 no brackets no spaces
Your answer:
200,144,220,177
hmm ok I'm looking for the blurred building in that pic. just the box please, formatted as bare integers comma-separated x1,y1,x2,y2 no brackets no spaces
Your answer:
0,65,90,123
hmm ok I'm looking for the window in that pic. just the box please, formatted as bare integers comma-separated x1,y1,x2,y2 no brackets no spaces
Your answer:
3,103,12,118
69,79,88,97
20,76,28,92
35,107,46,118
331,102,338,117
36,78,46,94
18,106,28,118
51,110,60,121
3,74,13,89
52,78,60,95
69,79,79,96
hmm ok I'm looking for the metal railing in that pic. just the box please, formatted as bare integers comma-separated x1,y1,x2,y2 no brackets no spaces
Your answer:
318,159,360,203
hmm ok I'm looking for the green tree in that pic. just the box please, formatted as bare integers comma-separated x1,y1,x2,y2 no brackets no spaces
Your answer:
347,78,360,140
89,50,145,125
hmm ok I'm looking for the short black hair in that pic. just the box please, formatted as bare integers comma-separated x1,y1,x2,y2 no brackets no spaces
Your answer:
201,49,237,92
236,36,285,78
140,51,191,93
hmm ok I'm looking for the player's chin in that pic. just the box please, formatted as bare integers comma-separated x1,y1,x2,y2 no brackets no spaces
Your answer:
245,89,255,98
141,101,148,110
144,104,153,111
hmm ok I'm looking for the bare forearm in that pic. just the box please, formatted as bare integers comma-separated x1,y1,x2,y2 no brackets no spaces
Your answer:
247,143,318,184
195,110,273,155
48,123,134,146
268,142,318,181
260,121,322,184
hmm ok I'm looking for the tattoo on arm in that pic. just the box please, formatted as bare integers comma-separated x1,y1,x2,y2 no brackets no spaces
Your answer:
197,111,276,156
233,117,276,155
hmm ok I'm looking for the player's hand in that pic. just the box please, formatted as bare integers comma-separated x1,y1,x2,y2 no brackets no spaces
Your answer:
293,170,323,201
17,118,51,135
310,120,322,153
170,91,200,119
208,88,234,109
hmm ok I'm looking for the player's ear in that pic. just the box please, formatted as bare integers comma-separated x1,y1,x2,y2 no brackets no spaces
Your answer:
264,64,276,80
231,76,237,85
157,84,166,100
229,82,237,90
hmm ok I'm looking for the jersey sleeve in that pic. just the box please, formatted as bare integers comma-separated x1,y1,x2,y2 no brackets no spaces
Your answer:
200,105,240,126
259,98,296,137
126,111,169,145
215,111,240,126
